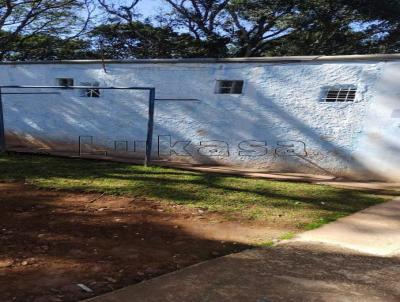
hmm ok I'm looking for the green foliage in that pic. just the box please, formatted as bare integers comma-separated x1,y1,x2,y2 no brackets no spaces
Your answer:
162,0,400,56
346,0,400,53
236,0,400,56
0,0,92,59
90,22,226,59
0,0,399,59
1,34,95,61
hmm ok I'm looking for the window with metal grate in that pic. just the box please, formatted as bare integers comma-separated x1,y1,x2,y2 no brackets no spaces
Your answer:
80,82,100,98
215,80,244,94
323,87,357,102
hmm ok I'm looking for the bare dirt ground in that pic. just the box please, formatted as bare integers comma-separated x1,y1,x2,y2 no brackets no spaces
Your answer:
0,182,288,302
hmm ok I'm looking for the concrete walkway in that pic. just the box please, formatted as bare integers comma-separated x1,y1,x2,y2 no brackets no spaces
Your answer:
168,164,400,192
85,198,400,302
296,197,400,256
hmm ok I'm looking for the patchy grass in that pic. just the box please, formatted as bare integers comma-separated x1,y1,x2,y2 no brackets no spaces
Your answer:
258,240,275,248
305,212,348,230
258,232,296,248
279,232,296,240
0,153,395,230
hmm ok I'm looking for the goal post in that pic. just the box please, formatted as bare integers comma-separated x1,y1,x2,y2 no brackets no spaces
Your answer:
0,85,156,166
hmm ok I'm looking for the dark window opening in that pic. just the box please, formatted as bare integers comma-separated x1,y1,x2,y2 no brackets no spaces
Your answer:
216,80,244,94
57,78,74,88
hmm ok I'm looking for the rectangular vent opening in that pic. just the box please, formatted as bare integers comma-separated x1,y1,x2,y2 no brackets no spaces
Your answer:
323,87,356,102
216,80,244,94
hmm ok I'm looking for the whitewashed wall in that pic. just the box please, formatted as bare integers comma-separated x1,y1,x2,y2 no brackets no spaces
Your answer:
0,60,399,180
352,62,400,180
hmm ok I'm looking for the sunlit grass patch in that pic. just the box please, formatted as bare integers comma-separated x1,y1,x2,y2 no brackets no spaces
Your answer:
0,153,395,231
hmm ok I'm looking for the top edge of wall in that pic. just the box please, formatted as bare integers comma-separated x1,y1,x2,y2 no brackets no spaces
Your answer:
1,54,400,65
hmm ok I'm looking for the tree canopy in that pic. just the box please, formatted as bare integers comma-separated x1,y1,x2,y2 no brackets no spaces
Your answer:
0,0,399,60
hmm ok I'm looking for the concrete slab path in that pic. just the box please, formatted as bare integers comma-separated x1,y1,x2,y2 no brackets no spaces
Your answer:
85,197,400,302
296,197,400,256
85,242,400,302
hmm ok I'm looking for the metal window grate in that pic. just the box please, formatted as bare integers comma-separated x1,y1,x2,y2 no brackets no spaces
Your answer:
323,87,357,102
80,82,100,97
216,80,244,94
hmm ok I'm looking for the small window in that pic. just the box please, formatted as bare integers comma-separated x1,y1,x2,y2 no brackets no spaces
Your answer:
57,78,74,88
81,82,100,98
216,80,244,94
323,87,357,102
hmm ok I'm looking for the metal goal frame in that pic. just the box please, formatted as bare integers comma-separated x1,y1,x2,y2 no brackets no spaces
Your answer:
0,85,156,166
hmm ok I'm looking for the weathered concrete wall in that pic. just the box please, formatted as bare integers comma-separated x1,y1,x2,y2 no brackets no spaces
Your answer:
0,60,399,180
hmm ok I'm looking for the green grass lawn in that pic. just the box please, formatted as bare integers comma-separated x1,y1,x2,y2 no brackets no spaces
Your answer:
0,153,396,230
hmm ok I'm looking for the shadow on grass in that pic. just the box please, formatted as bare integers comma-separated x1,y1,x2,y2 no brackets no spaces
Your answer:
0,153,395,224
0,154,398,302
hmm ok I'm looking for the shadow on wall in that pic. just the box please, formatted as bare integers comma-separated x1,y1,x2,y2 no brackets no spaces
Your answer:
2,85,150,158
1,64,395,180
152,66,385,180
